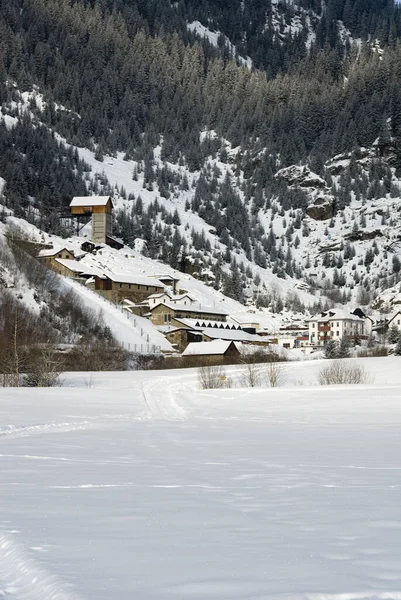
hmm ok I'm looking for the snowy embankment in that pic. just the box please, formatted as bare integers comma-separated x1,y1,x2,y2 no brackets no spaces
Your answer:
1,357,401,600
62,277,173,353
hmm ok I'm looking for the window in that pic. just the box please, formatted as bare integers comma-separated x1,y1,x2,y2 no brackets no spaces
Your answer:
129,284,131,289
336,331,339,336
337,322,339,326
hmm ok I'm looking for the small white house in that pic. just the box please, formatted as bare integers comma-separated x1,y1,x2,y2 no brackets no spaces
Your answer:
146,291,195,308
307,309,372,346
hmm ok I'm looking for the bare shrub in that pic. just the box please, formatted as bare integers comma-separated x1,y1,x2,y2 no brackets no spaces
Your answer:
198,365,227,389
65,341,130,371
265,360,287,387
239,348,264,387
317,360,373,385
23,345,65,387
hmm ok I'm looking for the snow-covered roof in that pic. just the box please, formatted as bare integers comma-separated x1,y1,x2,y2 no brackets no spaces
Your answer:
70,196,113,207
182,340,236,356
174,318,239,330
147,291,172,300
386,311,401,325
307,310,365,323
171,293,194,302
103,273,164,287
54,258,86,273
150,302,228,316
228,316,260,327
202,328,264,343
150,274,180,282
38,246,73,258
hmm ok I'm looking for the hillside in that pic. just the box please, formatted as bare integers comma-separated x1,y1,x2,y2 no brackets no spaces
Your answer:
2,0,401,321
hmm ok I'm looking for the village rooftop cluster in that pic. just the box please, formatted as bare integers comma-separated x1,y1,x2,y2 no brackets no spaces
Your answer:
33,196,399,361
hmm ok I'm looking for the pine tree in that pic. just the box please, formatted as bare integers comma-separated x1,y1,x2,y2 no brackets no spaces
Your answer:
388,323,400,344
324,340,339,359
338,335,351,358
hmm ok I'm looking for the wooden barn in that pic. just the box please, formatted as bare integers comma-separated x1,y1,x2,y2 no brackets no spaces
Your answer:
181,340,240,366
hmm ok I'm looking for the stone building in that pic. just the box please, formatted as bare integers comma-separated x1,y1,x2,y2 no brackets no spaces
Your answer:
148,302,228,326
38,247,75,269
94,273,164,304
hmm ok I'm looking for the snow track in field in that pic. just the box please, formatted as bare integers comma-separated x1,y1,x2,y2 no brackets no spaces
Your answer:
141,377,187,420
0,421,92,440
0,533,84,600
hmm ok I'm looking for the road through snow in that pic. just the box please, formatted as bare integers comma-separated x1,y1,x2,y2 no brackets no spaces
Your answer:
1,358,401,600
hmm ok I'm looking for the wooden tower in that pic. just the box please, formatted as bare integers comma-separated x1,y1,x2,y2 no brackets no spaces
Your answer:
70,196,113,244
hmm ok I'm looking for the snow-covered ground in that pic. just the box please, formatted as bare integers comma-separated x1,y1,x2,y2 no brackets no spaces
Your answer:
1,357,401,599
62,278,173,352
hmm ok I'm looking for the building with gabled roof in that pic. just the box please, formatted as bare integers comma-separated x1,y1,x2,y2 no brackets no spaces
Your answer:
182,340,240,365
38,246,75,267
148,301,228,326
94,272,164,304
307,309,372,346
149,274,180,294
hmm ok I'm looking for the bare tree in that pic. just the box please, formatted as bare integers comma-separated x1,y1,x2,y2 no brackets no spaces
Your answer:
0,309,29,387
239,348,264,387
198,365,227,389
265,360,287,387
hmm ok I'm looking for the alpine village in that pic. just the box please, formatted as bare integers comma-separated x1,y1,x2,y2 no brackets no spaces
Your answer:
2,0,401,375
3,2,401,600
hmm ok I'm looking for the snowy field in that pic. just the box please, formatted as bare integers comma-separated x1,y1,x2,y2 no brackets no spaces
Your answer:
1,357,401,600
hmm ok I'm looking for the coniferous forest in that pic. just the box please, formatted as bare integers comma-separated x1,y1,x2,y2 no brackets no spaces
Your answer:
2,0,401,304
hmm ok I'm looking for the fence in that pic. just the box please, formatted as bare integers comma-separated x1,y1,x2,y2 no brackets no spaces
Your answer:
93,293,162,353
120,342,161,354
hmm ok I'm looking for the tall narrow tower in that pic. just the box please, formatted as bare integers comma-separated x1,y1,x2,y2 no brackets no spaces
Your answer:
70,196,113,244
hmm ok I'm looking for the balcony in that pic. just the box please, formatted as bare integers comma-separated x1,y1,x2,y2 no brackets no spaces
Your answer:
318,325,331,332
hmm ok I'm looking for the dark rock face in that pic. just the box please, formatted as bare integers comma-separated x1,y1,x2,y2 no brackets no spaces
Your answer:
275,165,333,221
345,229,383,241
306,198,333,221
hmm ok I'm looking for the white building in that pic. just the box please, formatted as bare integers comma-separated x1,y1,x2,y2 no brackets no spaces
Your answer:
147,291,195,308
307,309,372,347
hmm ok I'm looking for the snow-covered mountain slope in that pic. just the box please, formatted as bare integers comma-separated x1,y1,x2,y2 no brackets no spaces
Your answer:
2,82,401,321
0,215,310,356
187,21,253,69
0,85,319,312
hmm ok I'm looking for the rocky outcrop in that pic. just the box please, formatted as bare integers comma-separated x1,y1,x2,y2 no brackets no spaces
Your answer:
345,228,384,242
275,165,326,189
306,196,333,221
275,165,334,221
